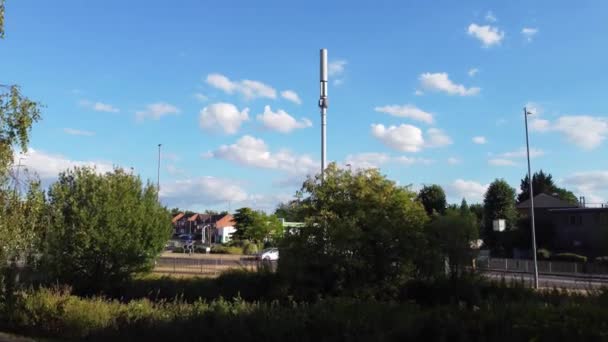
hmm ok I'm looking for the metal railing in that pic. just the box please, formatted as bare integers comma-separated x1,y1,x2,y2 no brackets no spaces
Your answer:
477,257,608,278
153,255,276,276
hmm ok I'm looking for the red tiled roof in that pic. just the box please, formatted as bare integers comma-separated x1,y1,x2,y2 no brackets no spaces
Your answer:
187,213,199,222
215,214,235,228
171,212,184,224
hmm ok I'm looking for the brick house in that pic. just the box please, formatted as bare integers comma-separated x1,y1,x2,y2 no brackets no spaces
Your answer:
171,212,236,244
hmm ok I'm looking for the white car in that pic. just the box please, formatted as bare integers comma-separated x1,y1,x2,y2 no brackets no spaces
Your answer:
258,248,279,261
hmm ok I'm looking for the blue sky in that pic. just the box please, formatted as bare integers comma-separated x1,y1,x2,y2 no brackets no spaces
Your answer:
2,0,607,211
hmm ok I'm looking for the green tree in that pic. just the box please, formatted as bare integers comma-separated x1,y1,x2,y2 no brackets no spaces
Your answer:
483,179,518,251
274,199,305,222
0,0,5,38
417,184,447,216
517,170,578,204
234,207,283,243
41,167,171,292
279,163,428,297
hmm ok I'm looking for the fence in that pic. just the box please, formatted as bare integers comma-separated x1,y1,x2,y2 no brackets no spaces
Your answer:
477,257,608,277
153,255,276,276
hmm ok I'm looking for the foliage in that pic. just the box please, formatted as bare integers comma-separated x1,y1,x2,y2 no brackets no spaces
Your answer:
243,242,259,255
210,245,243,255
233,207,283,243
537,248,552,260
274,199,305,222
425,209,479,278
0,0,4,39
483,179,518,250
550,253,588,263
40,167,172,293
4,285,608,341
517,170,578,204
279,163,428,298
417,184,447,216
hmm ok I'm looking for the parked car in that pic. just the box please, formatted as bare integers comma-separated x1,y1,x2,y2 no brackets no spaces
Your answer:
257,248,279,261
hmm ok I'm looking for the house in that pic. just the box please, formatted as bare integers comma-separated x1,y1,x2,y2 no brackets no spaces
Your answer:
547,207,608,256
171,212,236,244
516,193,579,220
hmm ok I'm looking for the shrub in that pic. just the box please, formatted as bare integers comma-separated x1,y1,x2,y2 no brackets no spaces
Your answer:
537,248,551,260
194,246,209,254
210,245,243,255
595,256,608,264
172,247,185,253
551,253,587,263
243,243,259,255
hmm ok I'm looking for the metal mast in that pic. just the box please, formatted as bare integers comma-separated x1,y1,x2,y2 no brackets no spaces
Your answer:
319,49,328,181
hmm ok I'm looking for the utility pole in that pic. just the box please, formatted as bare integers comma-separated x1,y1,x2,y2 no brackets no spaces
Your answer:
157,143,162,199
319,49,328,181
14,157,25,195
524,107,539,289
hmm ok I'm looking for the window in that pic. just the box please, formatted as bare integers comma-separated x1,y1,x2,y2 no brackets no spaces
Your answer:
577,215,583,225
569,215,576,225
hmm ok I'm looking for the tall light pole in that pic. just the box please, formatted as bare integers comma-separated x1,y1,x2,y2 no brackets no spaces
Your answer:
319,49,328,181
14,157,25,195
157,144,162,198
524,107,539,289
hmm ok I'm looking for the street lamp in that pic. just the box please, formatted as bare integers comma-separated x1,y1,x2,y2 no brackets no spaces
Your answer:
524,107,539,289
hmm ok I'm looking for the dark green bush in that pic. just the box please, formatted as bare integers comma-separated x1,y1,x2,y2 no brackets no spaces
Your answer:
172,247,185,253
537,248,551,260
210,245,243,255
550,253,587,263
243,243,259,255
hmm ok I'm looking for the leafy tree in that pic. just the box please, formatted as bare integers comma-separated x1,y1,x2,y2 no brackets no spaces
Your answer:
0,0,4,39
41,167,171,293
417,184,447,216
426,210,479,278
234,207,283,243
274,199,305,222
517,170,578,204
483,179,518,251
279,163,428,297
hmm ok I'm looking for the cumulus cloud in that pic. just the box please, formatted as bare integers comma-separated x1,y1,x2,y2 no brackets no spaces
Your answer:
472,136,487,144
467,23,505,47
468,68,479,77
521,27,538,42
63,128,95,136
80,100,119,113
419,72,480,96
199,102,249,134
135,102,179,121
16,148,114,181
160,176,248,208
328,60,347,76
194,93,208,102
374,104,434,124
552,116,608,150
208,135,317,177
563,171,608,204
426,128,453,147
488,158,517,166
499,147,545,159
395,156,435,166
280,90,302,104
371,124,425,152
256,106,312,133
447,179,489,203
447,157,461,165
206,73,277,100
344,153,391,170
485,11,497,22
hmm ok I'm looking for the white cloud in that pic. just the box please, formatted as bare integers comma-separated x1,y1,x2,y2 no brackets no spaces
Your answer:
328,60,347,76
80,100,119,113
17,148,114,181
161,153,180,162
63,128,95,136
472,136,487,144
371,124,425,152
206,73,277,100
563,171,608,204
280,90,302,104
208,135,317,177
414,90,424,96
160,176,248,207
395,156,434,166
135,102,179,121
256,105,312,133
529,118,551,132
499,147,545,159
419,72,480,96
199,102,249,134
485,11,497,22
194,93,208,102
426,128,453,147
468,68,479,77
467,23,505,47
166,164,186,176
374,104,434,124
552,116,608,150
489,158,517,166
334,79,344,86
525,102,542,115
521,27,538,42
344,153,391,170
447,157,461,165
447,179,489,203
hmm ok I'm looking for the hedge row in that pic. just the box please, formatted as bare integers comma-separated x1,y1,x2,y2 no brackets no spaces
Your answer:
2,286,608,341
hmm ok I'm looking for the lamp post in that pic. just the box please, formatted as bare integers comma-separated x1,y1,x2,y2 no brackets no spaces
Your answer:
319,49,328,181
524,107,539,289
14,157,25,195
